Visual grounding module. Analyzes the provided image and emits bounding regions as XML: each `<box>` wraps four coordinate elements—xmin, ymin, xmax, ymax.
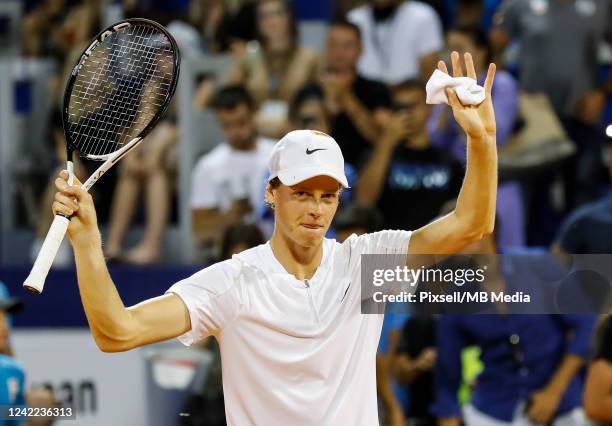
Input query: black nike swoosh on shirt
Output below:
<box><xmin>306</xmin><ymin>148</ymin><xmax>327</xmax><ymax>155</ymax></box>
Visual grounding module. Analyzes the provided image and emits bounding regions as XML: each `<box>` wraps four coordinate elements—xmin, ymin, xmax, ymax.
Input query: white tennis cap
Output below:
<box><xmin>268</xmin><ymin>130</ymin><xmax>349</xmax><ymax>188</ymax></box>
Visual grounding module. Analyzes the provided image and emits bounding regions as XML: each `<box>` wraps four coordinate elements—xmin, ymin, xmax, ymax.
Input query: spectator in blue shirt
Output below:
<box><xmin>432</xmin><ymin>232</ymin><xmax>597</xmax><ymax>425</ymax></box>
<box><xmin>0</xmin><ymin>283</ymin><xmax>26</xmax><ymax>425</ymax></box>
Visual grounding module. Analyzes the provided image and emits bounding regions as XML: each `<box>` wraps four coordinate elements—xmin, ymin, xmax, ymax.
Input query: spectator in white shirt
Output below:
<box><xmin>347</xmin><ymin>0</ymin><xmax>443</xmax><ymax>84</ymax></box>
<box><xmin>191</xmin><ymin>86</ymin><xmax>274</xmax><ymax>246</ymax></box>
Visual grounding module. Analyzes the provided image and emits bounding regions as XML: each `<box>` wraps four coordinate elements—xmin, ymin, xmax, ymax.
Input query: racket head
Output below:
<box><xmin>62</xmin><ymin>18</ymin><xmax>180</xmax><ymax>161</ymax></box>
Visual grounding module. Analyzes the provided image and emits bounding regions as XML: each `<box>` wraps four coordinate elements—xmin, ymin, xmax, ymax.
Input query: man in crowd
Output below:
<box><xmin>191</xmin><ymin>86</ymin><xmax>274</xmax><ymax>246</ymax></box>
<box><xmin>347</xmin><ymin>0</ymin><xmax>443</xmax><ymax>84</ymax></box>
<box><xmin>357</xmin><ymin>80</ymin><xmax>463</xmax><ymax>231</ymax></box>
<box><xmin>433</xmin><ymin>231</ymin><xmax>597</xmax><ymax>425</ymax></box>
<box><xmin>320</xmin><ymin>19</ymin><xmax>392</xmax><ymax>168</ymax></box>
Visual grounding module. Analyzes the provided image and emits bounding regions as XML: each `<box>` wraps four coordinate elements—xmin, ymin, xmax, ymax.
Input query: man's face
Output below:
<box><xmin>268</xmin><ymin>176</ymin><xmax>341</xmax><ymax>248</ymax></box>
<box><xmin>216</xmin><ymin>104</ymin><xmax>257</xmax><ymax>150</ymax></box>
<box><xmin>293</xmin><ymin>99</ymin><xmax>330</xmax><ymax>134</ymax></box>
<box><xmin>393</xmin><ymin>88</ymin><xmax>431</xmax><ymax>137</ymax></box>
<box><xmin>326</xmin><ymin>27</ymin><xmax>361</xmax><ymax>73</ymax></box>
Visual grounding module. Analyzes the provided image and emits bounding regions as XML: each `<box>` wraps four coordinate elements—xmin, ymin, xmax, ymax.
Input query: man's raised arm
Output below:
<box><xmin>409</xmin><ymin>52</ymin><xmax>497</xmax><ymax>255</ymax></box>
<box><xmin>53</xmin><ymin>171</ymin><xmax>191</xmax><ymax>352</ymax></box>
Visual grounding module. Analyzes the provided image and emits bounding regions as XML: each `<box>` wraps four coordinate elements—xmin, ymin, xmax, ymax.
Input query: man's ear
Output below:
<box><xmin>265</xmin><ymin>183</ymin><xmax>275</xmax><ymax>206</ymax></box>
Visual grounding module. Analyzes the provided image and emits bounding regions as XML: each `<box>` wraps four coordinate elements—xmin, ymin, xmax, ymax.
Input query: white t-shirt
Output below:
<box><xmin>348</xmin><ymin>2</ymin><xmax>443</xmax><ymax>84</ymax></box>
<box><xmin>190</xmin><ymin>137</ymin><xmax>275</xmax><ymax>214</ymax></box>
<box><xmin>166</xmin><ymin>230</ymin><xmax>412</xmax><ymax>426</ymax></box>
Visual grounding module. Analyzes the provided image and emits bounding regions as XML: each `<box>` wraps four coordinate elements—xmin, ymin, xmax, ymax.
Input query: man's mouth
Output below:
<box><xmin>301</xmin><ymin>223</ymin><xmax>323</xmax><ymax>229</ymax></box>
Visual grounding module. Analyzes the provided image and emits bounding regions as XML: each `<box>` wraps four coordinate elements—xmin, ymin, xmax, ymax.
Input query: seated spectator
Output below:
<box><xmin>392</xmin><ymin>315</ymin><xmax>437</xmax><ymax>426</ymax></box>
<box><xmin>347</xmin><ymin>0</ymin><xmax>443</xmax><ymax>84</ymax></box>
<box><xmin>288</xmin><ymin>84</ymin><xmax>332</xmax><ymax>134</ymax></box>
<box><xmin>22</xmin><ymin>0</ymin><xmax>100</xmax><ymax>59</ymax></box>
<box><xmin>220</xmin><ymin>222</ymin><xmax>265</xmax><ymax>260</ymax></box>
<box><xmin>428</xmin><ymin>24</ymin><xmax>525</xmax><ymax>249</ymax></box>
<box><xmin>225</xmin><ymin>0</ymin><xmax>319</xmax><ymax>138</ymax></box>
<box><xmin>0</xmin><ymin>283</ymin><xmax>26</xmax><ymax>409</ymax></box>
<box><xmin>552</xmin><ymin>138</ymin><xmax>612</xmax><ymax>255</ymax></box>
<box><xmin>332</xmin><ymin>203</ymin><xmax>383</xmax><ymax>242</ymax></box>
<box><xmin>584</xmin><ymin>314</ymin><xmax>612</xmax><ymax>423</ymax></box>
<box><xmin>357</xmin><ymin>80</ymin><xmax>463</xmax><ymax>231</ymax></box>
<box><xmin>191</xmin><ymin>86</ymin><xmax>274</xmax><ymax>246</ymax></box>
<box><xmin>492</xmin><ymin>0</ymin><xmax>611</xmax><ymax>213</ymax></box>
<box><xmin>104</xmin><ymin>120</ymin><xmax>178</xmax><ymax>264</ymax></box>
<box><xmin>433</xmin><ymin>231</ymin><xmax>597</xmax><ymax>426</ymax></box>
<box><xmin>288</xmin><ymin>84</ymin><xmax>358</xmax><ymax>203</ymax></box>
<box><xmin>320</xmin><ymin>19</ymin><xmax>391</xmax><ymax>168</ymax></box>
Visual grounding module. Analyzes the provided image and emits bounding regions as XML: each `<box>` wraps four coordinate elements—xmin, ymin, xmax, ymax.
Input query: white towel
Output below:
<box><xmin>425</xmin><ymin>69</ymin><xmax>486</xmax><ymax>106</ymax></box>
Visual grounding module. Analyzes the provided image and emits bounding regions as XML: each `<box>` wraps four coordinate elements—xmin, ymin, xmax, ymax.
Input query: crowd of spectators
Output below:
<box><xmin>12</xmin><ymin>0</ymin><xmax>612</xmax><ymax>424</ymax></box>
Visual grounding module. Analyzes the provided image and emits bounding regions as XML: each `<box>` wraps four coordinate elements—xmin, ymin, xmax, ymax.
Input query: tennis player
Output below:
<box><xmin>52</xmin><ymin>52</ymin><xmax>497</xmax><ymax>425</ymax></box>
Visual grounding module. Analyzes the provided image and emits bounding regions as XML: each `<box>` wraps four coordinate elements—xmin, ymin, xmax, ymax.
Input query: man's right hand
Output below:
<box><xmin>53</xmin><ymin>170</ymin><xmax>100</xmax><ymax>243</ymax></box>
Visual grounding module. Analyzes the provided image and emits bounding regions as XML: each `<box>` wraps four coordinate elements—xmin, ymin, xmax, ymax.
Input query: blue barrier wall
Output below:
<box><xmin>0</xmin><ymin>266</ymin><xmax>204</xmax><ymax>327</ymax></box>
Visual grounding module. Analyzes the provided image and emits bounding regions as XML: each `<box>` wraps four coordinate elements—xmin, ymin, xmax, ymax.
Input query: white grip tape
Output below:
<box><xmin>23</xmin><ymin>215</ymin><xmax>70</xmax><ymax>294</ymax></box>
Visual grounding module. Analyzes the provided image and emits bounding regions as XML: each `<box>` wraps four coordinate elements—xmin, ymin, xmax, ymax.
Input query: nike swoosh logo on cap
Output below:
<box><xmin>306</xmin><ymin>148</ymin><xmax>327</xmax><ymax>155</ymax></box>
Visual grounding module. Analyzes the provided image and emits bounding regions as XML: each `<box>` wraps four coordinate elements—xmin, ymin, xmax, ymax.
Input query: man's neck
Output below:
<box><xmin>269</xmin><ymin>231</ymin><xmax>324</xmax><ymax>280</ymax></box>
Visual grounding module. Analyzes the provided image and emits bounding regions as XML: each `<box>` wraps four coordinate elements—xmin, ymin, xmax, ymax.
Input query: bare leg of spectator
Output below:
<box><xmin>105</xmin><ymin>160</ymin><xmax>143</xmax><ymax>260</ymax></box>
<box><xmin>124</xmin><ymin>168</ymin><xmax>170</xmax><ymax>264</ymax></box>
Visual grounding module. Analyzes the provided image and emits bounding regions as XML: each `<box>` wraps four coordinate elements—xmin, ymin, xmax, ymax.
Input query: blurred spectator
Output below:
<box><xmin>185</xmin><ymin>0</ymin><xmax>255</xmax><ymax>54</ymax></box>
<box><xmin>552</xmin><ymin>138</ymin><xmax>612</xmax><ymax>255</ymax></box>
<box><xmin>377</xmin><ymin>310</ymin><xmax>410</xmax><ymax>426</ymax></box>
<box><xmin>433</xmin><ymin>233</ymin><xmax>597</xmax><ymax>426</ymax></box>
<box><xmin>392</xmin><ymin>315</ymin><xmax>437</xmax><ymax>426</ymax></box>
<box><xmin>288</xmin><ymin>84</ymin><xmax>331</xmax><ymax>134</ymax></box>
<box><xmin>332</xmin><ymin>203</ymin><xmax>383</xmax><ymax>242</ymax></box>
<box><xmin>320</xmin><ymin>19</ymin><xmax>391</xmax><ymax>168</ymax></box>
<box><xmin>492</xmin><ymin>0</ymin><xmax>611</xmax><ymax>122</ymax></box>
<box><xmin>428</xmin><ymin>24</ymin><xmax>525</xmax><ymax>249</ymax></box>
<box><xmin>226</xmin><ymin>0</ymin><xmax>319</xmax><ymax>138</ymax></box>
<box><xmin>104</xmin><ymin>121</ymin><xmax>178</xmax><ymax>264</ymax></box>
<box><xmin>191</xmin><ymin>86</ymin><xmax>274</xmax><ymax>246</ymax></box>
<box><xmin>584</xmin><ymin>314</ymin><xmax>612</xmax><ymax>423</ymax></box>
<box><xmin>0</xmin><ymin>283</ymin><xmax>26</xmax><ymax>415</ymax></box>
<box><xmin>287</xmin><ymin>84</ymin><xmax>359</xmax><ymax>203</ymax></box>
<box><xmin>220</xmin><ymin>222</ymin><xmax>265</xmax><ymax>260</ymax></box>
<box><xmin>357</xmin><ymin>80</ymin><xmax>463</xmax><ymax>231</ymax></box>
<box><xmin>347</xmin><ymin>0</ymin><xmax>443</xmax><ymax>84</ymax></box>
<box><xmin>22</xmin><ymin>0</ymin><xmax>100</xmax><ymax>59</ymax></box>
<box><xmin>492</xmin><ymin>0</ymin><xmax>611</xmax><ymax>213</ymax></box>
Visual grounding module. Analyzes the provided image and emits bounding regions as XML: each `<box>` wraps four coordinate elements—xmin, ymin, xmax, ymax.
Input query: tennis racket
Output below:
<box><xmin>24</xmin><ymin>18</ymin><xmax>180</xmax><ymax>294</ymax></box>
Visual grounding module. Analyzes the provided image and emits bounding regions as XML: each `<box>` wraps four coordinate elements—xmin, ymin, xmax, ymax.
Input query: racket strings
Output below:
<box><xmin>67</xmin><ymin>23</ymin><xmax>176</xmax><ymax>158</ymax></box>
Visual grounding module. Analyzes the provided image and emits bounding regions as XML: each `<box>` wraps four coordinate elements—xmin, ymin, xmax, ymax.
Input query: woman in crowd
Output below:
<box><xmin>225</xmin><ymin>0</ymin><xmax>319</xmax><ymax>138</ymax></box>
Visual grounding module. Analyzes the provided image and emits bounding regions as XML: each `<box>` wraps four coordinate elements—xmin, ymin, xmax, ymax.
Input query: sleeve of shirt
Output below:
<box><xmin>415</xmin><ymin>5</ymin><xmax>444</xmax><ymax>56</ymax></box>
<box><xmin>556</xmin><ymin>314</ymin><xmax>598</xmax><ymax>358</ymax></box>
<box><xmin>431</xmin><ymin>315</ymin><xmax>466</xmax><ymax>419</ymax></box>
<box><xmin>165</xmin><ymin>260</ymin><xmax>243</xmax><ymax>345</ymax></box>
<box><xmin>190</xmin><ymin>158</ymin><xmax>218</xmax><ymax>209</ymax></box>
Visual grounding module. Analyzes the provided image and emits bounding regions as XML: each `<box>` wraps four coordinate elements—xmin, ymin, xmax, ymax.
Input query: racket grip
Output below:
<box><xmin>23</xmin><ymin>215</ymin><xmax>70</xmax><ymax>294</ymax></box>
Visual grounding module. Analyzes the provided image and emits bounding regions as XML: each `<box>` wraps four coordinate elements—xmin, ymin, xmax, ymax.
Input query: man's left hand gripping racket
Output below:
<box><xmin>24</xmin><ymin>18</ymin><xmax>180</xmax><ymax>294</ymax></box>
